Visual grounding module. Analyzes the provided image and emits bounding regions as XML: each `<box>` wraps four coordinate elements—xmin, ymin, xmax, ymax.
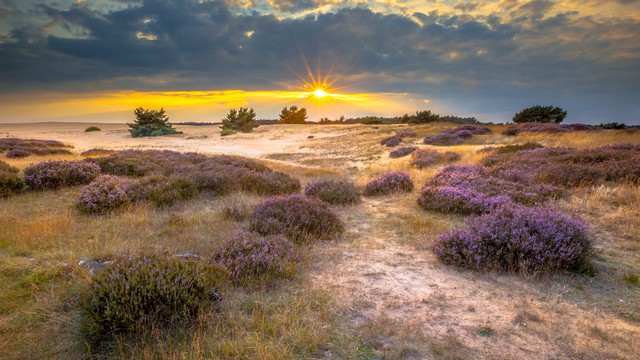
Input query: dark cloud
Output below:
<box><xmin>0</xmin><ymin>0</ymin><xmax>638</xmax><ymax>123</ymax></box>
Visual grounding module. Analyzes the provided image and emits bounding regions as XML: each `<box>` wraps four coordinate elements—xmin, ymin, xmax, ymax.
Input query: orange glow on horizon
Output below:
<box><xmin>0</xmin><ymin>88</ymin><xmax>423</xmax><ymax>123</ymax></box>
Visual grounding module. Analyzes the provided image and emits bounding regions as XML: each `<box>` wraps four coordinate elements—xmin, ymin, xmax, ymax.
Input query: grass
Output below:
<box><xmin>1</xmin><ymin>123</ymin><xmax>640</xmax><ymax>359</ymax></box>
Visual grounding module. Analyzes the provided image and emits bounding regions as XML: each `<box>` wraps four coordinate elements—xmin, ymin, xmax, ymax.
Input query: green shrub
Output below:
<box><xmin>0</xmin><ymin>160</ymin><xmax>25</xmax><ymax>197</ymax></box>
<box><xmin>220</xmin><ymin>128</ymin><xmax>237</xmax><ymax>136</ymax></box>
<box><xmin>221</xmin><ymin>107</ymin><xmax>259</xmax><ymax>133</ymax></box>
<box><xmin>127</xmin><ymin>107</ymin><xmax>181</xmax><ymax>138</ymax></box>
<box><xmin>84</xmin><ymin>255</ymin><xmax>224</xmax><ymax>337</ymax></box>
<box><xmin>85</xmin><ymin>126</ymin><xmax>101</xmax><ymax>132</ymax></box>
<box><xmin>512</xmin><ymin>105</ymin><xmax>567</xmax><ymax>123</ymax></box>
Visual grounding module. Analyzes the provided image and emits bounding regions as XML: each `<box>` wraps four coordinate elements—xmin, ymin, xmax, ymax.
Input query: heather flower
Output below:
<box><xmin>304</xmin><ymin>178</ymin><xmax>360</xmax><ymax>204</ymax></box>
<box><xmin>380</xmin><ymin>135</ymin><xmax>402</xmax><ymax>147</ymax></box>
<box><xmin>84</xmin><ymin>255</ymin><xmax>222</xmax><ymax>336</ymax></box>
<box><xmin>211</xmin><ymin>230</ymin><xmax>298</xmax><ymax>282</ymax></box>
<box><xmin>128</xmin><ymin>175</ymin><xmax>198</xmax><ymax>207</ymax></box>
<box><xmin>23</xmin><ymin>160</ymin><xmax>100</xmax><ymax>190</ymax></box>
<box><xmin>249</xmin><ymin>194</ymin><xmax>344</xmax><ymax>242</ymax></box>
<box><xmin>363</xmin><ymin>171</ymin><xmax>414</xmax><ymax>196</ymax></box>
<box><xmin>77</xmin><ymin>175</ymin><xmax>133</xmax><ymax>213</ymax></box>
<box><xmin>423</xmin><ymin>133</ymin><xmax>464</xmax><ymax>145</ymax></box>
<box><xmin>433</xmin><ymin>205</ymin><xmax>592</xmax><ymax>274</ymax></box>
<box><xmin>389</xmin><ymin>146</ymin><xmax>419</xmax><ymax>158</ymax></box>
<box><xmin>411</xmin><ymin>149</ymin><xmax>460</xmax><ymax>169</ymax></box>
<box><xmin>445</xmin><ymin>125</ymin><xmax>492</xmax><ymax>135</ymax></box>
<box><xmin>417</xmin><ymin>186</ymin><xmax>513</xmax><ymax>214</ymax></box>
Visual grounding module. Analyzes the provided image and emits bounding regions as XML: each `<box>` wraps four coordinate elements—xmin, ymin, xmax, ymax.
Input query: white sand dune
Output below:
<box><xmin>0</xmin><ymin>122</ymin><xmax>351</xmax><ymax>157</ymax></box>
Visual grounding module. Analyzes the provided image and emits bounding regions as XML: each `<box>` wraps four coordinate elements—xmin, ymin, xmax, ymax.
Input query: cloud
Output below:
<box><xmin>0</xmin><ymin>0</ymin><xmax>638</xmax><ymax>123</ymax></box>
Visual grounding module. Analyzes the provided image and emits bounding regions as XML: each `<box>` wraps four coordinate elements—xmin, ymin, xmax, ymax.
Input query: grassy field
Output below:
<box><xmin>1</xmin><ymin>123</ymin><xmax>639</xmax><ymax>359</ymax></box>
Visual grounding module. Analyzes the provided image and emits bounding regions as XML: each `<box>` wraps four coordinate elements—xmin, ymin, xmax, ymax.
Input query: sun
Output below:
<box><xmin>313</xmin><ymin>88</ymin><xmax>328</xmax><ymax>98</ymax></box>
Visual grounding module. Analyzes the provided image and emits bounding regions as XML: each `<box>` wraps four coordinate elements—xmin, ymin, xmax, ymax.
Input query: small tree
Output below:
<box><xmin>128</xmin><ymin>107</ymin><xmax>179</xmax><ymax>137</ymax></box>
<box><xmin>222</xmin><ymin>107</ymin><xmax>259</xmax><ymax>133</ymax></box>
<box><xmin>513</xmin><ymin>105</ymin><xmax>567</xmax><ymax>124</ymax></box>
<box><xmin>403</xmin><ymin>110</ymin><xmax>440</xmax><ymax>123</ymax></box>
<box><xmin>278</xmin><ymin>106</ymin><xmax>308</xmax><ymax>124</ymax></box>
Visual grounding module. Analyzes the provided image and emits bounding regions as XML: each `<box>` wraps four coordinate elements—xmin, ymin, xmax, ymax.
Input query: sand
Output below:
<box><xmin>0</xmin><ymin>122</ymin><xmax>354</xmax><ymax>157</ymax></box>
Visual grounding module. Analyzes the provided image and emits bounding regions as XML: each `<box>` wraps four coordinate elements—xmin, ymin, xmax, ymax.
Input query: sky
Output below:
<box><xmin>0</xmin><ymin>0</ymin><xmax>639</xmax><ymax>124</ymax></box>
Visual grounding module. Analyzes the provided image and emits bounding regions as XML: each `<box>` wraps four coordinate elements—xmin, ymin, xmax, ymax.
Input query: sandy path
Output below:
<box><xmin>311</xmin><ymin>198</ymin><xmax>639</xmax><ymax>358</ymax></box>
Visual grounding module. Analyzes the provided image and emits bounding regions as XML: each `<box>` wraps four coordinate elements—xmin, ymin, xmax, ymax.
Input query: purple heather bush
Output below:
<box><xmin>304</xmin><ymin>178</ymin><xmax>360</xmax><ymax>205</ymax></box>
<box><xmin>427</xmin><ymin>164</ymin><xmax>558</xmax><ymax>206</ymax></box>
<box><xmin>423</xmin><ymin>132</ymin><xmax>465</xmax><ymax>146</ymax></box>
<box><xmin>503</xmin><ymin>123</ymin><xmax>598</xmax><ymax>136</ymax></box>
<box><xmin>389</xmin><ymin>146</ymin><xmax>419</xmax><ymax>158</ymax></box>
<box><xmin>396</xmin><ymin>130</ymin><xmax>417</xmax><ymax>138</ymax></box>
<box><xmin>445</xmin><ymin>125</ymin><xmax>492</xmax><ymax>135</ymax></box>
<box><xmin>0</xmin><ymin>138</ymin><xmax>72</xmax><ymax>158</ymax></box>
<box><xmin>0</xmin><ymin>160</ymin><xmax>25</xmax><ymax>197</ymax></box>
<box><xmin>23</xmin><ymin>160</ymin><xmax>100</xmax><ymax>190</ymax></box>
<box><xmin>91</xmin><ymin>150</ymin><xmax>301</xmax><ymax>197</ymax></box>
<box><xmin>380</xmin><ymin>135</ymin><xmax>403</xmax><ymax>147</ymax></box>
<box><xmin>363</xmin><ymin>171</ymin><xmax>414</xmax><ymax>196</ymax></box>
<box><xmin>211</xmin><ymin>230</ymin><xmax>298</xmax><ymax>283</ymax></box>
<box><xmin>433</xmin><ymin>205</ymin><xmax>592</xmax><ymax>274</ymax></box>
<box><xmin>453</xmin><ymin>130</ymin><xmax>474</xmax><ymax>139</ymax></box>
<box><xmin>410</xmin><ymin>149</ymin><xmax>460</xmax><ymax>169</ymax></box>
<box><xmin>249</xmin><ymin>194</ymin><xmax>344</xmax><ymax>242</ymax></box>
<box><xmin>418</xmin><ymin>186</ymin><xmax>513</xmax><ymax>214</ymax></box>
<box><xmin>240</xmin><ymin>170</ymin><xmax>301</xmax><ymax>195</ymax></box>
<box><xmin>128</xmin><ymin>175</ymin><xmax>198</xmax><ymax>207</ymax></box>
<box><xmin>483</xmin><ymin>144</ymin><xmax>640</xmax><ymax>186</ymax></box>
<box><xmin>77</xmin><ymin>175</ymin><xmax>133</xmax><ymax>213</ymax></box>
<box><xmin>84</xmin><ymin>255</ymin><xmax>222</xmax><ymax>336</ymax></box>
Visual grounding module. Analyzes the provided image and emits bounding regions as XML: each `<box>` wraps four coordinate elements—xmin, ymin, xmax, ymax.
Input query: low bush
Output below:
<box><xmin>77</xmin><ymin>175</ymin><xmax>133</xmax><ymax>213</ymax></box>
<box><xmin>84</xmin><ymin>255</ymin><xmax>222</xmax><ymax>337</ymax></box>
<box><xmin>433</xmin><ymin>205</ymin><xmax>592</xmax><ymax>274</ymax></box>
<box><xmin>363</xmin><ymin>171</ymin><xmax>414</xmax><ymax>196</ymax></box>
<box><xmin>483</xmin><ymin>144</ymin><xmax>640</xmax><ymax>186</ymax></box>
<box><xmin>444</xmin><ymin>125</ymin><xmax>492</xmax><ymax>135</ymax></box>
<box><xmin>304</xmin><ymin>179</ymin><xmax>360</xmax><ymax>205</ymax></box>
<box><xmin>380</xmin><ymin>136</ymin><xmax>402</xmax><ymax>147</ymax></box>
<box><xmin>220</xmin><ymin>129</ymin><xmax>237</xmax><ymax>136</ymax></box>
<box><xmin>494</xmin><ymin>142</ymin><xmax>544</xmax><ymax>154</ymax></box>
<box><xmin>240</xmin><ymin>171</ymin><xmax>301</xmax><ymax>196</ymax></box>
<box><xmin>410</xmin><ymin>149</ymin><xmax>460</xmax><ymax>169</ymax></box>
<box><xmin>5</xmin><ymin>147</ymin><xmax>31</xmax><ymax>158</ymax></box>
<box><xmin>128</xmin><ymin>176</ymin><xmax>198</xmax><ymax>207</ymax></box>
<box><xmin>211</xmin><ymin>230</ymin><xmax>298</xmax><ymax>283</ymax></box>
<box><xmin>396</xmin><ymin>130</ymin><xmax>417</xmax><ymax>138</ymax></box>
<box><xmin>423</xmin><ymin>133</ymin><xmax>464</xmax><ymax>146</ymax></box>
<box><xmin>503</xmin><ymin>123</ymin><xmax>598</xmax><ymax>135</ymax></box>
<box><xmin>389</xmin><ymin>146</ymin><xmax>419</xmax><ymax>158</ymax></box>
<box><xmin>0</xmin><ymin>138</ymin><xmax>72</xmax><ymax>158</ymax></box>
<box><xmin>417</xmin><ymin>186</ymin><xmax>513</xmax><ymax>214</ymax></box>
<box><xmin>0</xmin><ymin>160</ymin><xmax>25</xmax><ymax>197</ymax></box>
<box><xmin>249</xmin><ymin>194</ymin><xmax>344</xmax><ymax>242</ymax></box>
<box><xmin>23</xmin><ymin>160</ymin><xmax>100</xmax><ymax>190</ymax></box>
<box><xmin>427</xmin><ymin>164</ymin><xmax>558</xmax><ymax>205</ymax></box>
<box><xmin>85</xmin><ymin>126</ymin><xmax>101</xmax><ymax>132</ymax></box>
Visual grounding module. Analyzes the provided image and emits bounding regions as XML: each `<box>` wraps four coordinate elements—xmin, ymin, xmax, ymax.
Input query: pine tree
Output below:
<box><xmin>221</xmin><ymin>107</ymin><xmax>259</xmax><ymax>133</ymax></box>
